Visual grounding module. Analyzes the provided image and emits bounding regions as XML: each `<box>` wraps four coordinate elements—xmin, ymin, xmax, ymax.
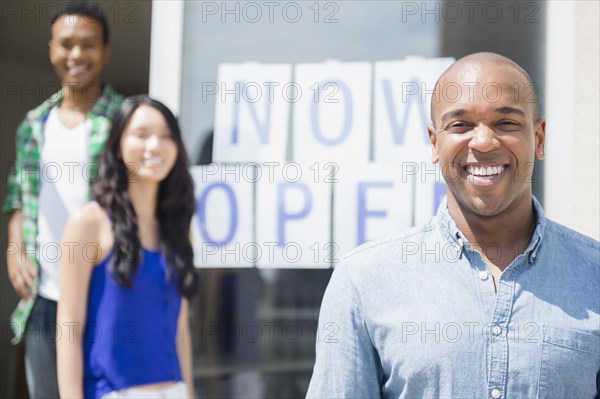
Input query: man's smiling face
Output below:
<box><xmin>428</xmin><ymin>61</ymin><xmax>546</xmax><ymax>218</ymax></box>
<box><xmin>49</xmin><ymin>14</ymin><xmax>110</xmax><ymax>91</ymax></box>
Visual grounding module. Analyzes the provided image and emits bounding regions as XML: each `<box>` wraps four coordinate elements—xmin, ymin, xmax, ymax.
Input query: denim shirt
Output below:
<box><xmin>307</xmin><ymin>196</ymin><xmax>600</xmax><ymax>399</ymax></box>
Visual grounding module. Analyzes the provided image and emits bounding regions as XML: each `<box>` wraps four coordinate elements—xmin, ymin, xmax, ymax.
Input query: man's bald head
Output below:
<box><xmin>431</xmin><ymin>52</ymin><xmax>540</xmax><ymax>125</ymax></box>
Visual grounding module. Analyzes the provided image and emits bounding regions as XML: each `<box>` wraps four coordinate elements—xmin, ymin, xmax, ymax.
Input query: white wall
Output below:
<box><xmin>572</xmin><ymin>1</ymin><xmax>600</xmax><ymax>240</ymax></box>
<box><xmin>545</xmin><ymin>1</ymin><xmax>599</xmax><ymax>240</ymax></box>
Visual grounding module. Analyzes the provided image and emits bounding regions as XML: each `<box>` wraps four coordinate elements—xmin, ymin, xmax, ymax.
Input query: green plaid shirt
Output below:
<box><xmin>3</xmin><ymin>84</ymin><xmax>123</xmax><ymax>344</ymax></box>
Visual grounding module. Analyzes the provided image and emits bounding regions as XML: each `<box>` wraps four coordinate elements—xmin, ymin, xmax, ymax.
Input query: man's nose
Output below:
<box><xmin>468</xmin><ymin>124</ymin><xmax>499</xmax><ymax>153</ymax></box>
<box><xmin>70</xmin><ymin>45</ymin><xmax>83</xmax><ymax>59</ymax></box>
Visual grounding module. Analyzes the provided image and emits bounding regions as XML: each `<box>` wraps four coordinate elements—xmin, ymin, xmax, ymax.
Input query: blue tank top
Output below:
<box><xmin>83</xmin><ymin>249</ymin><xmax>183</xmax><ymax>399</ymax></box>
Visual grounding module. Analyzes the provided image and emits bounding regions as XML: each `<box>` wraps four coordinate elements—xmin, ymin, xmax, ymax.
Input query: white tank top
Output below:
<box><xmin>37</xmin><ymin>106</ymin><xmax>92</xmax><ymax>301</ymax></box>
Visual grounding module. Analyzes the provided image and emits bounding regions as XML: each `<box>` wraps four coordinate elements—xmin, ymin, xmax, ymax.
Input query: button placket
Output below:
<box><xmin>486</xmin><ymin>259</ymin><xmax>520</xmax><ymax>399</ymax></box>
<box><xmin>473</xmin><ymin>252</ymin><xmax>496</xmax><ymax>317</ymax></box>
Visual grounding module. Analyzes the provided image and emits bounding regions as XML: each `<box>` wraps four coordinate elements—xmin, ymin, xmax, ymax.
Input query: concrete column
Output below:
<box><xmin>545</xmin><ymin>1</ymin><xmax>599</xmax><ymax>239</ymax></box>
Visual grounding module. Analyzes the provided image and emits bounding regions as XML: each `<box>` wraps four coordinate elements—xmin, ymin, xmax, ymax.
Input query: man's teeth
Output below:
<box><xmin>69</xmin><ymin>66</ymin><xmax>87</xmax><ymax>74</ymax></box>
<box><xmin>466</xmin><ymin>165</ymin><xmax>505</xmax><ymax>176</ymax></box>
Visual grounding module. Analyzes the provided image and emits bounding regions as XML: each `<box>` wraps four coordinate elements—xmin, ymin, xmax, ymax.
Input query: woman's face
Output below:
<box><xmin>120</xmin><ymin>104</ymin><xmax>179</xmax><ymax>184</ymax></box>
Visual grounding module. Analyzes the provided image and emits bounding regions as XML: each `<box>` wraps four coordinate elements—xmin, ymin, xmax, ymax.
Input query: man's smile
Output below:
<box><xmin>464</xmin><ymin>164</ymin><xmax>507</xmax><ymax>186</ymax></box>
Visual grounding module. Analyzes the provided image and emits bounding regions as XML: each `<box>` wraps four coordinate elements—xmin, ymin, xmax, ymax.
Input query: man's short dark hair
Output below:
<box><xmin>50</xmin><ymin>1</ymin><xmax>110</xmax><ymax>43</ymax></box>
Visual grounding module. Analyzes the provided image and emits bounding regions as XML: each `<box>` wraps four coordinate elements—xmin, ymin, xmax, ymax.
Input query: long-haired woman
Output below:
<box><xmin>57</xmin><ymin>95</ymin><xmax>198</xmax><ymax>399</ymax></box>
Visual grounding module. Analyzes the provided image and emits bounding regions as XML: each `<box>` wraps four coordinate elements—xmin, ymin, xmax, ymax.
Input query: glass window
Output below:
<box><xmin>179</xmin><ymin>1</ymin><xmax>545</xmax><ymax>396</ymax></box>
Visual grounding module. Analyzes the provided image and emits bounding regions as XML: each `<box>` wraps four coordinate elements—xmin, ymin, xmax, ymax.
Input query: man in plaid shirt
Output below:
<box><xmin>3</xmin><ymin>2</ymin><xmax>123</xmax><ymax>397</ymax></box>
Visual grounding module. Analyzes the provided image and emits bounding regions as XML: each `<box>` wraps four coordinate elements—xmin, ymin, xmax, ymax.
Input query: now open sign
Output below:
<box><xmin>193</xmin><ymin>57</ymin><xmax>453</xmax><ymax>268</ymax></box>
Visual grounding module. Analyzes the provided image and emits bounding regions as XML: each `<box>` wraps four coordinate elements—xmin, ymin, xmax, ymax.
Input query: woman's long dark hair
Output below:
<box><xmin>94</xmin><ymin>95</ymin><xmax>198</xmax><ymax>298</ymax></box>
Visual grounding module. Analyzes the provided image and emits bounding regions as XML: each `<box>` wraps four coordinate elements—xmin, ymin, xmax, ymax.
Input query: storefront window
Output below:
<box><xmin>179</xmin><ymin>1</ymin><xmax>545</xmax><ymax>396</ymax></box>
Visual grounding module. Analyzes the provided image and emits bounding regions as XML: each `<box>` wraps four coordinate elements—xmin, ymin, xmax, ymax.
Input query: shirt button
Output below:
<box><xmin>478</xmin><ymin>271</ymin><xmax>489</xmax><ymax>281</ymax></box>
<box><xmin>491</xmin><ymin>388</ymin><xmax>502</xmax><ymax>398</ymax></box>
<box><xmin>492</xmin><ymin>325</ymin><xmax>502</xmax><ymax>335</ymax></box>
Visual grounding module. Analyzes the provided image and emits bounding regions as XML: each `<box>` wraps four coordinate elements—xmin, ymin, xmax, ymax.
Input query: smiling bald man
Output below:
<box><xmin>307</xmin><ymin>52</ymin><xmax>599</xmax><ymax>399</ymax></box>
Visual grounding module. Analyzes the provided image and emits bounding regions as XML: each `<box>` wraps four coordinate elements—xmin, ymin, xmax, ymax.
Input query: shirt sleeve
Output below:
<box><xmin>306</xmin><ymin>261</ymin><xmax>383</xmax><ymax>398</ymax></box>
<box><xmin>2</xmin><ymin>118</ymin><xmax>28</xmax><ymax>214</ymax></box>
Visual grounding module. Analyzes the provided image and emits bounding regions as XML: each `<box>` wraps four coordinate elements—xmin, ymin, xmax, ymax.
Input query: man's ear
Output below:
<box><xmin>534</xmin><ymin>117</ymin><xmax>546</xmax><ymax>160</ymax></box>
<box><xmin>49</xmin><ymin>40</ymin><xmax>55</xmax><ymax>63</ymax></box>
<box><xmin>428</xmin><ymin>124</ymin><xmax>439</xmax><ymax>164</ymax></box>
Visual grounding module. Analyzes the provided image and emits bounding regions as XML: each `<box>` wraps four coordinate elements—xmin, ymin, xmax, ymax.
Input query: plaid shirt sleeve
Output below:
<box><xmin>2</xmin><ymin>117</ymin><xmax>30</xmax><ymax>214</ymax></box>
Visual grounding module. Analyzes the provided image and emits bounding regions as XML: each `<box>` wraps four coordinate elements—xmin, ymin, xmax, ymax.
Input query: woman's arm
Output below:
<box><xmin>177</xmin><ymin>298</ymin><xmax>195</xmax><ymax>398</ymax></box>
<box><xmin>56</xmin><ymin>204</ymin><xmax>104</xmax><ymax>398</ymax></box>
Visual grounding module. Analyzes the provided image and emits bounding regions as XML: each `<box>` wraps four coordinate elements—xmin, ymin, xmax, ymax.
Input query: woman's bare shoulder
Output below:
<box><xmin>65</xmin><ymin>202</ymin><xmax>114</xmax><ymax>261</ymax></box>
<box><xmin>68</xmin><ymin>202</ymin><xmax>109</xmax><ymax>229</ymax></box>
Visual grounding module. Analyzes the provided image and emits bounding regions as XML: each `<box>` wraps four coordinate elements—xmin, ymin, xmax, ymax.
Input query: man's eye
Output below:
<box><xmin>446</xmin><ymin>122</ymin><xmax>471</xmax><ymax>133</ymax></box>
<box><xmin>496</xmin><ymin>121</ymin><xmax>520</xmax><ymax>130</ymax></box>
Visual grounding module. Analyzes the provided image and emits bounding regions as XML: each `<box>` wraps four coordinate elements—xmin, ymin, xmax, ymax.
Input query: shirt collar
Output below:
<box><xmin>435</xmin><ymin>195</ymin><xmax>546</xmax><ymax>263</ymax></box>
<box><xmin>39</xmin><ymin>83</ymin><xmax>117</xmax><ymax>120</ymax></box>
<box><xmin>89</xmin><ymin>84</ymin><xmax>120</xmax><ymax>117</ymax></box>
